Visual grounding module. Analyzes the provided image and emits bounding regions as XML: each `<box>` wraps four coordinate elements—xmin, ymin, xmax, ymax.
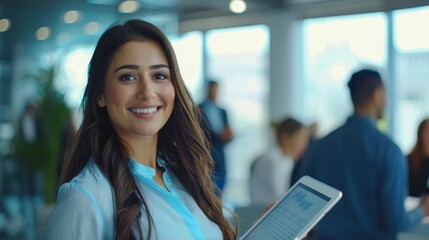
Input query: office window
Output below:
<box><xmin>206</xmin><ymin>25</ymin><xmax>270</xmax><ymax>205</ymax></box>
<box><xmin>58</xmin><ymin>46</ymin><xmax>94</xmax><ymax>109</ymax></box>
<box><xmin>170</xmin><ymin>31</ymin><xmax>204</xmax><ymax>102</ymax></box>
<box><xmin>302</xmin><ymin>13</ymin><xmax>387</xmax><ymax>137</ymax></box>
<box><xmin>393</xmin><ymin>6</ymin><xmax>429</xmax><ymax>153</ymax></box>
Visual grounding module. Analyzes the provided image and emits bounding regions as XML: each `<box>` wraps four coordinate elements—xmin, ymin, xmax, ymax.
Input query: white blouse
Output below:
<box><xmin>46</xmin><ymin>158</ymin><xmax>223</xmax><ymax>240</ymax></box>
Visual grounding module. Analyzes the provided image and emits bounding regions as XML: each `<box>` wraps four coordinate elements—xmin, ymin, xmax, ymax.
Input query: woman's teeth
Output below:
<box><xmin>131</xmin><ymin>107</ymin><xmax>157</xmax><ymax>114</ymax></box>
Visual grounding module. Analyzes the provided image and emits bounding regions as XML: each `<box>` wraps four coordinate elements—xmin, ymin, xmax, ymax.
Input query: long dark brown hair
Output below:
<box><xmin>61</xmin><ymin>19</ymin><xmax>237</xmax><ymax>240</ymax></box>
<box><xmin>408</xmin><ymin>118</ymin><xmax>429</xmax><ymax>175</ymax></box>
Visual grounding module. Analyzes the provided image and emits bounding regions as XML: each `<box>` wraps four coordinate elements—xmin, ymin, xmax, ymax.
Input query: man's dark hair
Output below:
<box><xmin>208</xmin><ymin>80</ymin><xmax>218</xmax><ymax>87</ymax></box>
<box><xmin>208</xmin><ymin>80</ymin><xmax>218</xmax><ymax>85</ymax></box>
<box><xmin>347</xmin><ymin>69</ymin><xmax>384</xmax><ymax>107</ymax></box>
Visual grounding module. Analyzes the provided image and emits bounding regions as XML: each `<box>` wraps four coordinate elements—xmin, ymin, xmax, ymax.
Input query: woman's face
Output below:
<box><xmin>280</xmin><ymin>128</ymin><xmax>309</xmax><ymax>159</ymax></box>
<box><xmin>292</xmin><ymin>128</ymin><xmax>310</xmax><ymax>159</ymax></box>
<box><xmin>97</xmin><ymin>40</ymin><xmax>175</xmax><ymax>142</ymax></box>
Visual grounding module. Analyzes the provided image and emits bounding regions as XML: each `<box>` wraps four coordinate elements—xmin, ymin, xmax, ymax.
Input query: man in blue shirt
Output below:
<box><xmin>298</xmin><ymin>69</ymin><xmax>429</xmax><ymax>239</ymax></box>
<box><xmin>199</xmin><ymin>80</ymin><xmax>233</xmax><ymax>194</ymax></box>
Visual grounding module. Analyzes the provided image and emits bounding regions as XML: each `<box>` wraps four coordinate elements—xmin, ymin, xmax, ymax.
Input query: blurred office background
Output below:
<box><xmin>1</xmin><ymin>0</ymin><xmax>429</xmax><ymax>239</ymax></box>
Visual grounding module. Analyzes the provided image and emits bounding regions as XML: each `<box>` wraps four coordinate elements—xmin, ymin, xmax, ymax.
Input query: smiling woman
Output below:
<box><xmin>45</xmin><ymin>19</ymin><xmax>237</xmax><ymax>240</ymax></box>
<box><xmin>97</xmin><ymin>40</ymin><xmax>176</xmax><ymax>145</ymax></box>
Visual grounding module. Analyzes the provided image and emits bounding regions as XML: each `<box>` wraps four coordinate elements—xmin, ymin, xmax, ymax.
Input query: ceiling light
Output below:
<box><xmin>64</xmin><ymin>10</ymin><xmax>82</xmax><ymax>24</ymax></box>
<box><xmin>36</xmin><ymin>27</ymin><xmax>51</xmax><ymax>41</ymax></box>
<box><xmin>0</xmin><ymin>19</ymin><xmax>11</xmax><ymax>32</ymax></box>
<box><xmin>229</xmin><ymin>0</ymin><xmax>247</xmax><ymax>14</ymax></box>
<box><xmin>85</xmin><ymin>22</ymin><xmax>100</xmax><ymax>35</ymax></box>
<box><xmin>118</xmin><ymin>0</ymin><xmax>140</xmax><ymax>13</ymax></box>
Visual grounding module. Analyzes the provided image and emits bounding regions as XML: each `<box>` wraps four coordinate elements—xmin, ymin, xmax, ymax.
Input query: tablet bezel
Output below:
<box><xmin>241</xmin><ymin>175</ymin><xmax>342</xmax><ymax>240</ymax></box>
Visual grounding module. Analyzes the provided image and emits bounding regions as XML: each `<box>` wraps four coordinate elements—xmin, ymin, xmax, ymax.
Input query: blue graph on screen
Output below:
<box><xmin>292</xmin><ymin>192</ymin><xmax>313</xmax><ymax>211</ymax></box>
<box><xmin>242</xmin><ymin>183</ymin><xmax>331</xmax><ymax>240</ymax></box>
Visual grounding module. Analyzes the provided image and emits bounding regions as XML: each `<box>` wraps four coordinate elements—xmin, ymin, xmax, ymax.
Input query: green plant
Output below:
<box><xmin>14</xmin><ymin>65</ymin><xmax>71</xmax><ymax>203</ymax></box>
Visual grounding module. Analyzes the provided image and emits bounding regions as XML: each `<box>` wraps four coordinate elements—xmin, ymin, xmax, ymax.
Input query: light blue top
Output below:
<box><xmin>46</xmin><ymin>158</ymin><xmax>223</xmax><ymax>240</ymax></box>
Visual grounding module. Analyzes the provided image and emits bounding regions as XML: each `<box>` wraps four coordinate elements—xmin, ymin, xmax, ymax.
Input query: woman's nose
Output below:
<box><xmin>136</xmin><ymin>79</ymin><xmax>156</xmax><ymax>101</ymax></box>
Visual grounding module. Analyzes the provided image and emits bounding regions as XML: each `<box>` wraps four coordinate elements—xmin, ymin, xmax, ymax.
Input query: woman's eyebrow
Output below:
<box><xmin>113</xmin><ymin>64</ymin><xmax>169</xmax><ymax>73</ymax></box>
<box><xmin>114</xmin><ymin>64</ymin><xmax>139</xmax><ymax>73</ymax></box>
<box><xmin>150</xmin><ymin>64</ymin><xmax>169</xmax><ymax>70</ymax></box>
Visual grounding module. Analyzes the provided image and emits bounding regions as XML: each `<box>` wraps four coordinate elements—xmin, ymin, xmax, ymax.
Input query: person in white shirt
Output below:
<box><xmin>46</xmin><ymin>19</ymin><xmax>237</xmax><ymax>240</ymax></box>
<box><xmin>249</xmin><ymin>117</ymin><xmax>309</xmax><ymax>205</ymax></box>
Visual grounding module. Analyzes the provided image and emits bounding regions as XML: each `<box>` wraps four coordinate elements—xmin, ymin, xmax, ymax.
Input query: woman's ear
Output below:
<box><xmin>97</xmin><ymin>96</ymin><xmax>106</xmax><ymax>107</ymax></box>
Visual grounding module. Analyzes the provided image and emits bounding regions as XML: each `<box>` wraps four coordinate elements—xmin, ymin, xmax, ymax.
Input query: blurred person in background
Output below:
<box><xmin>46</xmin><ymin>19</ymin><xmax>237</xmax><ymax>240</ymax></box>
<box><xmin>199</xmin><ymin>80</ymin><xmax>234</xmax><ymax>195</ymax></box>
<box><xmin>249</xmin><ymin>117</ymin><xmax>309</xmax><ymax>205</ymax></box>
<box><xmin>291</xmin><ymin>121</ymin><xmax>320</xmax><ymax>186</ymax></box>
<box><xmin>408</xmin><ymin>118</ymin><xmax>429</xmax><ymax>197</ymax></box>
<box><xmin>17</xmin><ymin>101</ymin><xmax>44</xmax><ymax>144</ymax></box>
<box><xmin>297</xmin><ymin>68</ymin><xmax>429</xmax><ymax>240</ymax></box>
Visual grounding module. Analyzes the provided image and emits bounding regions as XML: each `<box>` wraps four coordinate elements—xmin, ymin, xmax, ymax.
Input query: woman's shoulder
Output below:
<box><xmin>47</xmin><ymin>161</ymin><xmax>115</xmax><ymax>240</ymax></box>
<box><xmin>58</xmin><ymin>160</ymin><xmax>113</xmax><ymax>204</ymax></box>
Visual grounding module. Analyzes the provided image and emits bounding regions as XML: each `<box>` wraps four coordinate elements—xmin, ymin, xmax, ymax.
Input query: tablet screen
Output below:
<box><xmin>243</xmin><ymin>183</ymin><xmax>331</xmax><ymax>240</ymax></box>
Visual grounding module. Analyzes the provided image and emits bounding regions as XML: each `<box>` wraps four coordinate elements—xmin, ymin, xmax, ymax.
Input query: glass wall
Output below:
<box><xmin>302</xmin><ymin>5</ymin><xmax>429</xmax><ymax>154</ymax></box>
<box><xmin>393</xmin><ymin>5</ymin><xmax>429</xmax><ymax>153</ymax></box>
<box><xmin>302</xmin><ymin>13</ymin><xmax>387</xmax><ymax>137</ymax></box>
<box><xmin>170</xmin><ymin>31</ymin><xmax>204</xmax><ymax>102</ymax></box>
<box><xmin>206</xmin><ymin>25</ymin><xmax>270</xmax><ymax>205</ymax></box>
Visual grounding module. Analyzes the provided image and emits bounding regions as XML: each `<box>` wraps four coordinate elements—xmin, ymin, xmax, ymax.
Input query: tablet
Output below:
<box><xmin>241</xmin><ymin>175</ymin><xmax>342</xmax><ymax>240</ymax></box>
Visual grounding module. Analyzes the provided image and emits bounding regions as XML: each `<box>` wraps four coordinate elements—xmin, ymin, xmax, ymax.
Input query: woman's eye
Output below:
<box><xmin>119</xmin><ymin>74</ymin><xmax>137</xmax><ymax>81</ymax></box>
<box><xmin>154</xmin><ymin>73</ymin><xmax>168</xmax><ymax>80</ymax></box>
